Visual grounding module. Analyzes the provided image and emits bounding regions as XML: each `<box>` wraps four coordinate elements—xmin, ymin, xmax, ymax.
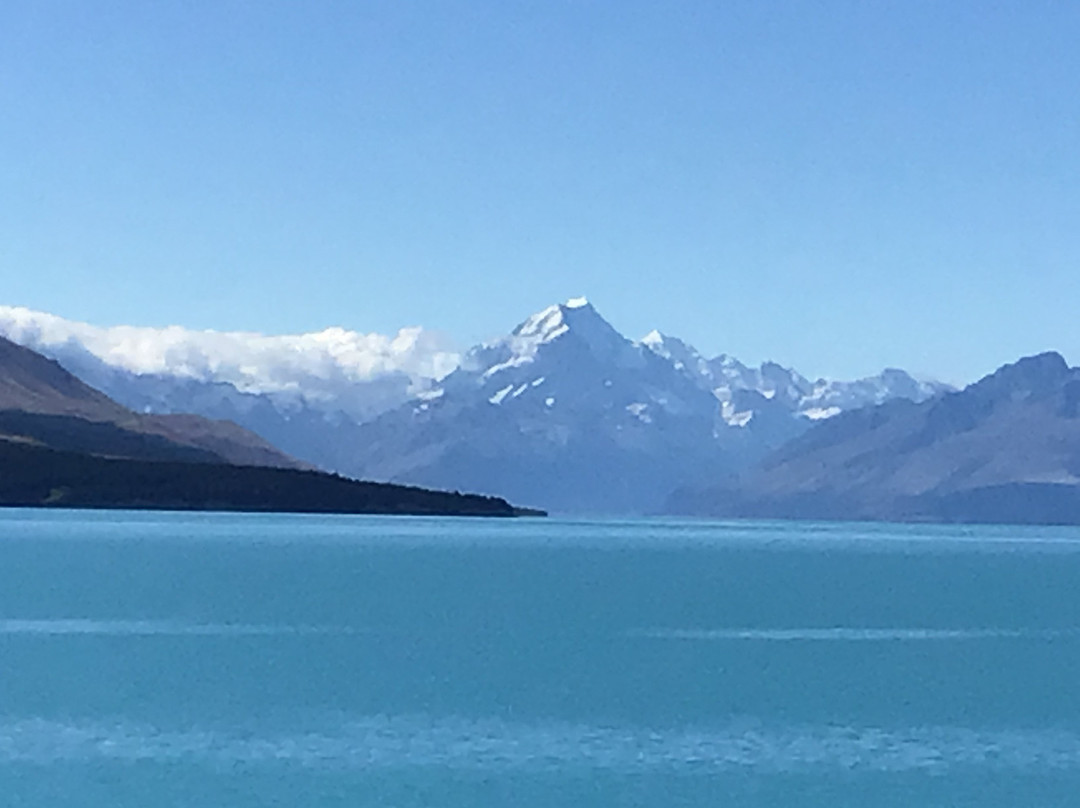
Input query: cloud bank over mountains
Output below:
<box><xmin>0</xmin><ymin>306</ymin><xmax>459</xmax><ymax>404</ymax></box>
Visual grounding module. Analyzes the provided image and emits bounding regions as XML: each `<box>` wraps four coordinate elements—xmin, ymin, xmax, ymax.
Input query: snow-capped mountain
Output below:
<box><xmin>799</xmin><ymin>369</ymin><xmax>952</xmax><ymax>419</ymax></box>
<box><xmin>666</xmin><ymin>352</ymin><xmax>1080</xmax><ymax>524</ymax></box>
<box><xmin>641</xmin><ymin>330</ymin><xmax>949</xmax><ymax>426</ymax></box>
<box><xmin>343</xmin><ymin>298</ymin><xmax>751</xmax><ymax>513</ymax></box>
<box><xmin>342</xmin><ymin>299</ymin><xmax>952</xmax><ymax>513</ymax></box>
<box><xmin>0</xmin><ymin>299</ymin><xmax>952</xmax><ymax>512</ymax></box>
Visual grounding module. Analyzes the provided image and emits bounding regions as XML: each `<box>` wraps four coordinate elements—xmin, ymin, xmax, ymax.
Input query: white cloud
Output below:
<box><xmin>0</xmin><ymin>305</ymin><xmax>461</xmax><ymax>396</ymax></box>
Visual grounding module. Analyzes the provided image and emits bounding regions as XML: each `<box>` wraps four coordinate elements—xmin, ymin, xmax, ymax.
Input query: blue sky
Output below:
<box><xmin>2</xmin><ymin>1</ymin><xmax>1078</xmax><ymax>383</ymax></box>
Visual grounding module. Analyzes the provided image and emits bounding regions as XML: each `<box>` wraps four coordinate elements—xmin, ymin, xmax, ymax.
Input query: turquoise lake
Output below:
<box><xmin>2</xmin><ymin>509</ymin><xmax>1080</xmax><ymax>806</ymax></box>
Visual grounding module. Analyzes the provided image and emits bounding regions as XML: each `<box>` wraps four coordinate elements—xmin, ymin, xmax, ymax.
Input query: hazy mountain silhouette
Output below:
<box><xmin>0</xmin><ymin>336</ymin><xmax>538</xmax><ymax>517</ymax></box>
<box><xmin>667</xmin><ymin>352</ymin><xmax>1080</xmax><ymax>524</ymax></box>
<box><xmin>0</xmin><ymin>335</ymin><xmax>300</xmax><ymax>468</ymax></box>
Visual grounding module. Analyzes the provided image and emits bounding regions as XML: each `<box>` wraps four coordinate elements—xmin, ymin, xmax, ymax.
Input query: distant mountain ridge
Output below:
<box><xmin>0</xmin><ymin>335</ymin><xmax>537</xmax><ymax>517</ymax></box>
<box><xmin>0</xmin><ymin>336</ymin><xmax>299</xmax><ymax>468</ymax></box>
<box><xmin>640</xmin><ymin>330</ymin><xmax>949</xmax><ymax>425</ymax></box>
<box><xmin>1</xmin><ymin>300</ymin><xmax>952</xmax><ymax>513</ymax></box>
<box><xmin>667</xmin><ymin>352</ymin><xmax>1080</xmax><ymax>525</ymax></box>
<box><xmin>343</xmin><ymin>299</ymin><xmax>951</xmax><ymax>513</ymax></box>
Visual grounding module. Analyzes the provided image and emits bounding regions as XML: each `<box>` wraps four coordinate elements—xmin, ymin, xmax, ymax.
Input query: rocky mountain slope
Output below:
<box><xmin>667</xmin><ymin>352</ymin><xmax>1080</xmax><ymax>524</ymax></box>
<box><xmin>0</xmin><ymin>336</ymin><xmax>299</xmax><ymax>468</ymax></box>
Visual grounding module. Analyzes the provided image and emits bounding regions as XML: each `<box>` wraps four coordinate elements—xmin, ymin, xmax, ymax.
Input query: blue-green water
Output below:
<box><xmin>3</xmin><ymin>510</ymin><xmax>1080</xmax><ymax>806</ymax></box>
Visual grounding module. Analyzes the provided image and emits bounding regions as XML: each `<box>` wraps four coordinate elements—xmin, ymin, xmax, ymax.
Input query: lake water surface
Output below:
<box><xmin>2</xmin><ymin>509</ymin><xmax>1080</xmax><ymax>806</ymax></box>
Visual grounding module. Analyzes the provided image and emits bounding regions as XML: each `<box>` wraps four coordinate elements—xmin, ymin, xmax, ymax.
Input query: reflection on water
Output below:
<box><xmin>4</xmin><ymin>714</ymin><xmax>1080</xmax><ymax>774</ymax></box>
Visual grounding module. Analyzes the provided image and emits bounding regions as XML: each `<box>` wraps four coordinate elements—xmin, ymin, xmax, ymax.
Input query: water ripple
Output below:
<box><xmin>0</xmin><ymin>619</ymin><xmax>355</xmax><ymax>636</ymax></box>
<box><xmin>2</xmin><ymin>716</ymin><xmax>1079</xmax><ymax>773</ymax></box>
<box><xmin>630</xmin><ymin>627</ymin><xmax>1077</xmax><ymax>641</ymax></box>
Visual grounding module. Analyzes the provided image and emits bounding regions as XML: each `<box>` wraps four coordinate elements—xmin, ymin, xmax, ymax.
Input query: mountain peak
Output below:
<box><xmin>973</xmin><ymin>352</ymin><xmax>1072</xmax><ymax>399</ymax></box>
<box><xmin>510</xmin><ymin>297</ymin><xmax>621</xmax><ymax>348</ymax></box>
<box><xmin>1010</xmin><ymin>351</ymin><xmax>1068</xmax><ymax>375</ymax></box>
<box><xmin>639</xmin><ymin>329</ymin><xmax>696</xmax><ymax>353</ymax></box>
<box><xmin>641</xmin><ymin>329</ymin><xmax>665</xmax><ymax>347</ymax></box>
<box><xmin>640</xmin><ymin>331</ymin><xmax>703</xmax><ymax>372</ymax></box>
<box><xmin>460</xmin><ymin>298</ymin><xmax>643</xmax><ymax>385</ymax></box>
<box><xmin>513</xmin><ymin>304</ymin><xmax>571</xmax><ymax>344</ymax></box>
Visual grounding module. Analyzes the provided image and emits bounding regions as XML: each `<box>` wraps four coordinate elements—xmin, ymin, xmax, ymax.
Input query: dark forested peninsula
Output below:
<box><xmin>0</xmin><ymin>439</ymin><xmax>538</xmax><ymax>516</ymax></box>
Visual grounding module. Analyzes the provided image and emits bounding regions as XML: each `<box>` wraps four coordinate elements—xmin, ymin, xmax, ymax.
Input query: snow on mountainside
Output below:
<box><xmin>640</xmin><ymin>330</ymin><xmax>949</xmax><ymax>426</ymax></box>
<box><xmin>344</xmin><ymin>299</ymin><xmax>950</xmax><ymax>513</ymax></box>
<box><xmin>0</xmin><ymin>300</ymin><xmax>952</xmax><ymax>512</ymax></box>
<box><xmin>346</xmin><ymin>298</ymin><xmax>747</xmax><ymax>514</ymax></box>
<box><xmin>440</xmin><ymin>298</ymin><xmax>717</xmax><ymax>422</ymax></box>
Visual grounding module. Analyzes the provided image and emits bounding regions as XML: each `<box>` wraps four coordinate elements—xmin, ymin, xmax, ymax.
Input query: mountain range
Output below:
<box><xmin>7</xmin><ymin>299</ymin><xmax>1077</xmax><ymax>523</ymax></box>
<box><xmin>0</xmin><ymin>335</ymin><xmax>299</xmax><ymax>468</ymax></box>
<box><xmin>667</xmin><ymin>352</ymin><xmax>1080</xmax><ymax>524</ymax></box>
<box><xmin>0</xmin><ymin>335</ymin><xmax>535</xmax><ymax>517</ymax></box>
<box><xmin>1</xmin><ymin>300</ymin><xmax>950</xmax><ymax>514</ymax></box>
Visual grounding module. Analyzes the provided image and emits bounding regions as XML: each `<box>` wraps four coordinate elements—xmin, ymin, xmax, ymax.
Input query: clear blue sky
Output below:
<box><xmin>3</xmin><ymin>1</ymin><xmax>1078</xmax><ymax>383</ymax></box>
